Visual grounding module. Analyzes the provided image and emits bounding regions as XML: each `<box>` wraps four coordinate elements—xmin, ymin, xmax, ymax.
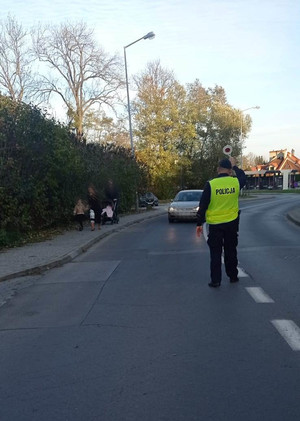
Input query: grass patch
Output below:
<box><xmin>247</xmin><ymin>189</ymin><xmax>300</xmax><ymax>194</ymax></box>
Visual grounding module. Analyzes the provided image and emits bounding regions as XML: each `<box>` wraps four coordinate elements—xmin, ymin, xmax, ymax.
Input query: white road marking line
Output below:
<box><xmin>237</xmin><ymin>266</ymin><xmax>248</xmax><ymax>278</ymax></box>
<box><xmin>150</xmin><ymin>250</ymin><xmax>204</xmax><ymax>256</ymax></box>
<box><xmin>245</xmin><ymin>287</ymin><xmax>274</xmax><ymax>303</ymax></box>
<box><xmin>271</xmin><ymin>320</ymin><xmax>300</xmax><ymax>351</ymax></box>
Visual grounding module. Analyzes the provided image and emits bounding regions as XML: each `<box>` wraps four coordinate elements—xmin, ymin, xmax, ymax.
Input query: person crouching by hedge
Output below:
<box><xmin>73</xmin><ymin>199</ymin><xmax>87</xmax><ymax>231</ymax></box>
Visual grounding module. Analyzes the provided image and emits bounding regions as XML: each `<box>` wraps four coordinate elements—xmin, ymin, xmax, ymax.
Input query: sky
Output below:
<box><xmin>2</xmin><ymin>0</ymin><xmax>300</xmax><ymax>160</ymax></box>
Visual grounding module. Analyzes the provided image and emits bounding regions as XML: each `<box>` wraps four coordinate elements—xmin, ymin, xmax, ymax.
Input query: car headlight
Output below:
<box><xmin>169</xmin><ymin>207</ymin><xmax>175</xmax><ymax>212</ymax></box>
<box><xmin>192</xmin><ymin>206</ymin><xmax>199</xmax><ymax>211</ymax></box>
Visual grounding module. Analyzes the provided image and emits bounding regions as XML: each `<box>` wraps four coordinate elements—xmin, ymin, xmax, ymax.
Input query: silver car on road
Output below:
<box><xmin>168</xmin><ymin>189</ymin><xmax>203</xmax><ymax>222</ymax></box>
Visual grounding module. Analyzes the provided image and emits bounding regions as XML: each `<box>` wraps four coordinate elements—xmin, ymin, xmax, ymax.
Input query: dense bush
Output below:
<box><xmin>0</xmin><ymin>96</ymin><xmax>146</xmax><ymax>246</ymax></box>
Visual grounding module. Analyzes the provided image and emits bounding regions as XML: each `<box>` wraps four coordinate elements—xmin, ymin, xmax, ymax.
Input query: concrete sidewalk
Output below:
<box><xmin>0</xmin><ymin>206</ymin><xmax>167</xmax><ymax>283</ymax></box>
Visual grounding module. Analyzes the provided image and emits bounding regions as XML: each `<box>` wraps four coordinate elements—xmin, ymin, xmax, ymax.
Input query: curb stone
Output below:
<box><xmin>0</xmin><ymin>208</ymin><xmax>166</xmax><ymax>283</ymax></box>
<box><xmin>286</xmin><ymin>208</ymin><xmax>300</xmax><ymax>227</ymax></box>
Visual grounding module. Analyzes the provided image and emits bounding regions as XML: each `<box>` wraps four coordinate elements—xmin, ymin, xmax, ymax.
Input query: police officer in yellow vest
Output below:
<box><xmin>196</xmin><ymin>157</ymin><xmax>246</xmax><ymax>287</ymax></box>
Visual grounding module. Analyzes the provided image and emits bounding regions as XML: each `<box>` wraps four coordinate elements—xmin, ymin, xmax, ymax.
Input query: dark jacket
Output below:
<box><xmin>104</xmin><ymin>184</ymin><xmax>119</xmax><ymax>203</ymax></box>
<box><xmin>196</xmin><ymin>166</ymin><xmax>246</xmax><ymax>226</ymax></box>
<box><xmin>87</xmin><ymin>195</ymin><xmax>102</xmax><ymax>213</ymax></box>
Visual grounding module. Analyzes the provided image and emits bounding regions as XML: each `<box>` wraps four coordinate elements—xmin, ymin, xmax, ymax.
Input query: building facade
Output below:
<box><xmin>245</xmin><ymin>149</ymin><xmax>300</xmax><ymax>190</ymax></box>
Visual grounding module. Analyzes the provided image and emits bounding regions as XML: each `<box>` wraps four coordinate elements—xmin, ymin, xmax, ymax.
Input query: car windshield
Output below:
<box><xmin>174</xmin><ymin>191</ymin><xmax>202</xmax><ymax>202</ymax></box>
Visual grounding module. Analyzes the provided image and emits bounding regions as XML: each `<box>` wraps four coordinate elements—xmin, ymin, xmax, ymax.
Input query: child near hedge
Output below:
<box><xmin>73</xmin><ymin>198</ymin><xmax>87</xmax><ymax>231</ymax></box>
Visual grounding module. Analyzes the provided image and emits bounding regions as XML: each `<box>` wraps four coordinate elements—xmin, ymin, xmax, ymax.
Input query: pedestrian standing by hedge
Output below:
<box><xmin>73</xmin><ymin>198</ymin><xmax>87</xmax><ymax>231</ymax></box>
<box><xmin>87</xmin><ymin>185</ymin><xmax>102</xmax><ymax>231</ymax></box>
<box><xmin>104</xmin><ymin>179</ymin><xmax>119</xmax><ymax>204</ymax></box>
<box><xmin>196</xmin><ymin>157</ymin><xmax>246</xmax><ymax>287</ymax></box>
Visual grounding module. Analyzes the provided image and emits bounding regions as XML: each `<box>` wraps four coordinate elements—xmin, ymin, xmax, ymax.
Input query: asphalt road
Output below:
<box><xmin>0</xmin><ymin>194</ymin><xmax>300</xmax><ymax>421</ymax></box>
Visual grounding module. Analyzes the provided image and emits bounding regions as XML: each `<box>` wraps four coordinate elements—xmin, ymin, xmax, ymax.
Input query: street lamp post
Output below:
<box><xmin>240</xmin><ymin>106</ymin><xmax>260</xmax><ymax>168</ymax></box>
<box><xmin>123</xmin><ymin>32</ymin><xmax>155</xmax><ymax>210</ymax></box>
<box><xmin>124</xmin><ymin>31</ymin><xmax>155</xmax><ymax>157</ymax></box>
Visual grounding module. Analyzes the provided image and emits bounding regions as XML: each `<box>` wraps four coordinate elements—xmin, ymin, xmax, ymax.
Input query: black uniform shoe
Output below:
<box><xmin>208</xmin><ymin>282</ymin><xmax>221</xmax><ymax>288</ymax></box>
<box><xmin>230</xmin><ymin>278</ymin><xmax>239</xmax><ymax>283</ymax></box>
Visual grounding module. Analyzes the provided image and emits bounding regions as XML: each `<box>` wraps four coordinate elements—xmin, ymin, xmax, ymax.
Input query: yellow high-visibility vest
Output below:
<box><xmin>206</xmin><ymin>176</ymin><xmax>240</xmax><ymax>224</ymax></box>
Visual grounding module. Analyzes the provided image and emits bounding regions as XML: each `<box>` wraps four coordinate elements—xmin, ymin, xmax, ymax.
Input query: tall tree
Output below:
<box><xmin>254</xmin><ymin>155</ymin><xmax>266</xmax><ymax>165</ymax></box>
<box><xmin>243</xmin><ymin>152</ymin><xmax>266</xmax><ymax>170</ymax></box>
<box><xmin>33</xmin><ymin>22</ymin><xmax>123</xmax><ymax>141</ymax></box>
<box><xmin>133</xmin><ymin>60</ymin><xmax>195</xmax><ymax>196</ymax></box>
<box><xmin>187</xmin><ymin>82</ymin><xmax>251</xmax><ymax>185</ymax></box>
<box><xmin>0</xmin><ymin>16</ymin><xmax>35</xmax><ymax>102</ymax></box>
<box><xmin>84</xmin><ymin>110</ymin><xmax>130</xmax><ymax>147</ymax></box>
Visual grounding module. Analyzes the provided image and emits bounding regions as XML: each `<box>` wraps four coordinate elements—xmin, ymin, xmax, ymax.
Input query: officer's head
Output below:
<box><xmin>218</xmin><ymin>159</ymin><xmax>232</xmax><ymax>175</ymax></box>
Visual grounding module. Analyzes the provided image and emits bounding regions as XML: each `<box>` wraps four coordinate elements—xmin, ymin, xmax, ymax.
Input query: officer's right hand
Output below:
<box><xmin>229</xmin><ymin>156</ymin><xmax>237</xmax><ymax>167</ymax></box>
<box><xmin>196</xmin><ymin>226</ymin><xmax>203</xmax><ymax>237</ymax></box>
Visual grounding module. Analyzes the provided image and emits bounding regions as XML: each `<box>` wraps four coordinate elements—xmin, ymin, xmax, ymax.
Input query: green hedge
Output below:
<box><xmin>0</xmin><ymin>96</ymin><xmax>146</xmax><ymax>246</ymax></box>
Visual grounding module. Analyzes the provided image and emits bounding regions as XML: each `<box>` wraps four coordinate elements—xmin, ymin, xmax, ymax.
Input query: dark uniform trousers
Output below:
<box><xmin>207</xmin><ymin>217</ymin><xmax>239</xmax><ymax>283</ymax></box>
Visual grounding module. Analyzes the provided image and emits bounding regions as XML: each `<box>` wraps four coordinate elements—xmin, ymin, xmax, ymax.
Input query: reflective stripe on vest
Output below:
<box><xmin>206</xmin><ymin>177</ymin><xmax>240</xmax><ymax>224</ymax></box>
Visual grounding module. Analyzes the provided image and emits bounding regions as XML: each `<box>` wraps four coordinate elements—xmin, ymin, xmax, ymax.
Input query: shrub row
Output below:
<box><xmin>0</xmin><ymin>96</ymin><xmax>146</xmax><ymax>246</ymax></box>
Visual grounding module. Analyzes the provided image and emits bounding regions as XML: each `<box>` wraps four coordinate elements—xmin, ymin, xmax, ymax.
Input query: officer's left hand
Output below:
<box><xmin>196</xmin><ymin>226</ymin><xmax>203</xmax><ymax>237</ymax></box>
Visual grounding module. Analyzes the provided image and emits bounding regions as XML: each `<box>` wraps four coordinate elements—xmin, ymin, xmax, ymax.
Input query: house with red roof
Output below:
<box><xmin>245</xmin><ymin>149</ymin><xmax>300</xmax><ymax>190</ymax></box>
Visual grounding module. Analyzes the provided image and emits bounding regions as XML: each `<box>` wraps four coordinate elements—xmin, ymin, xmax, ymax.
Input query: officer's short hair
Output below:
<box><xmin>218</xmin><ymin>159</ymin><xmax>232</xmax><ymax>169</ymax></box>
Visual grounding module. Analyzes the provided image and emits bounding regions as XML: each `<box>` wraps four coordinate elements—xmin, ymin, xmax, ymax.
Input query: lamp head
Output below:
<box><xmin>144</xmin><ymin>31</ymin><xmax>155</xmax><ymax>40</ymax></box>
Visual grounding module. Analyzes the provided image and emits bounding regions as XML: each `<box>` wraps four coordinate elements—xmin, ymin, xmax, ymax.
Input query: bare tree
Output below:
<box><xmin>33</xmin><ymin>22</ymin><xmax>124</xmax><ymax>141</ymax></box>
<box><xmin>0</xmin><ymin>15</ymin><xmax>35</xmax><ymax>102</ymax></box>
<box><xmin>84</xmin><ymin>109</ymin><xmax>130</xmax><ymax>146</ymax></box>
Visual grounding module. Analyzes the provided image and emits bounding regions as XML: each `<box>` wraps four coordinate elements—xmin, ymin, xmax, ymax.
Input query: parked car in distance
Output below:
<box><xmin>139</xmin><ymin>192</ymin><xmax>159</xmax><ymax>207</ymax></box>
<box><xmin>168</xmin><ymin>189</ymin><xmax>203</xmax><ymax>222</ymax></box>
